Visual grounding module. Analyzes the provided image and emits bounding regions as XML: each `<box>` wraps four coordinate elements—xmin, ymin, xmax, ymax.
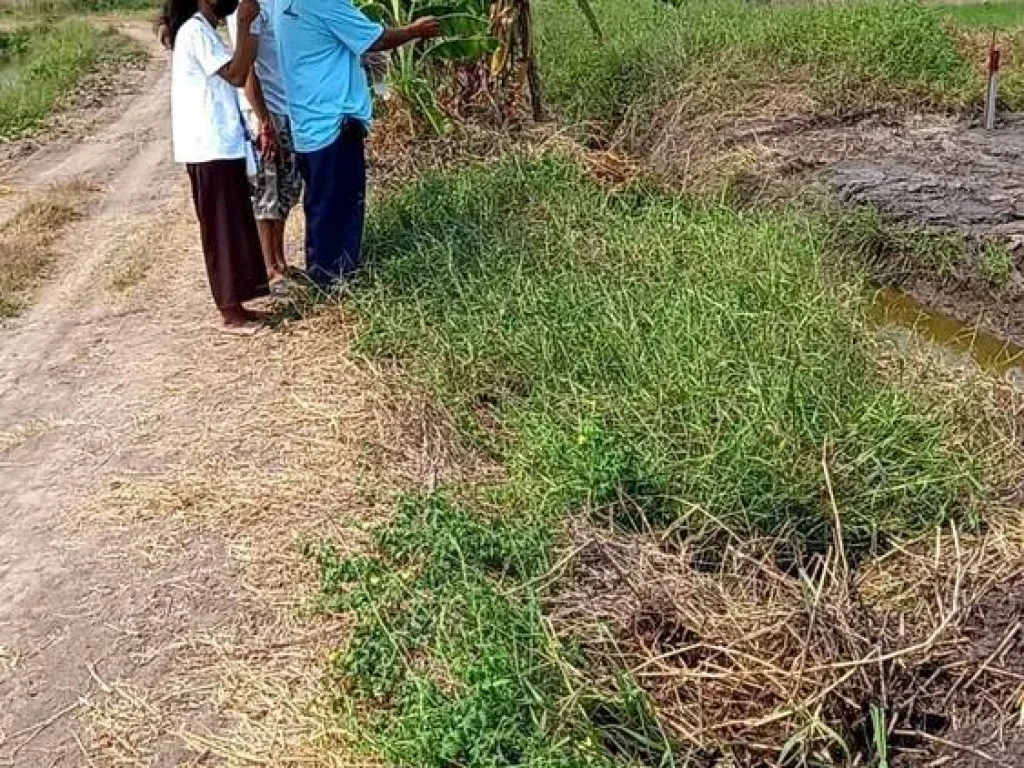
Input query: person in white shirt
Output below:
<box><xmin>160</xmin><ymin>0</ymin><xmax>269</xmax><ymax>334</ymax></box>
<box><xmin>227</xmin><ymin>0</ymin><xmax>301</xmax><ymax>295</ymax></box>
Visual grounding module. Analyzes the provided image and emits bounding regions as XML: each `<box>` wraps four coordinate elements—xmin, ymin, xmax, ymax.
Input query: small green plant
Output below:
<box><xmin>313</xmin><ymin>493</ymin><xmax>629</xmax><ymax>767</ymax></box>
<box><xmin>871</xmin><ymin>704</ymin><xmax>890</xmax><ymax>768</ymax></box>
<box><xmin>832</xmin><ymin>208</ymin><xmax>969</xmax><ymax>280</ymax></box>
<box><xmin>981</xmin><ymin>240</ymin><xmax>1013</xmax><ymax>286</ymax></box>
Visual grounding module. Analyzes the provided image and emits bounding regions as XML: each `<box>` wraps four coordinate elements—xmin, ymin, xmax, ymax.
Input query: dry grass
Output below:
<box><xmin>0</xmin><ymin>181</ymin><xmax>93</xmax><ymax>316</ymax></box>
<box><xmin>81</xmin><ymin>274</ymin><xmax>489</xmax><ymax>766</ymax></box>
<box><xmin>80</xmin><ymin>622</ymin><xmax>359</xmax><ymax>767</ymax></box>
<box><xmin>554</xmin><ymin>511</ymin><xmax>1024</xmax><ymax>764</ymax></box>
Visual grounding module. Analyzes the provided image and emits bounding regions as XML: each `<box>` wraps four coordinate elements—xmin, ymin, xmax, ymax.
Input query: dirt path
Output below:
<box><xmin>0</xmin><ymin>22</ymin><xmax>236</xmax><ymax>766</ymax></box>
<box><xmin>0</xmin><ymin>21</ymin><xmax>436</xmax><ymax>767</ymax></box>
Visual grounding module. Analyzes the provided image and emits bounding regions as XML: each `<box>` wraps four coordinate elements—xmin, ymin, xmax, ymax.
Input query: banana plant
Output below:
<box><xmin>359</xmin><ymin>0</ymin><xmax>495</xmax><ymax>131</ymax></box>
<box><xmin>488</xmin><ymin>0</ymin><xmax>602</xmax><ymax>120</ymax></box>
<box><xmin>358</xmin><ymin>0</ymin><xmax>604</xmax><ymax>128</ymax></box>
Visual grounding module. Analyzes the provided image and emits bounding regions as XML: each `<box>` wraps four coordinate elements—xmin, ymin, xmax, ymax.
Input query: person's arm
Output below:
<box><xmin>245</xmin><ymin>70</ymin><xmax>279</xmax><ymax>158</ymax></box>
<box><xmin>368</xmin><ymin>17</ymin><xmax>440</xmax><ymax>52</ymax></box>
<box><xmin>320</xmin><ymin>0</ymin><xmax>440</xmax><ymax>57</ymax></box>
<box><xmin>219</xmin><ymin>0</ymin><xmax>260</xmax><ymax>87</ymax></box>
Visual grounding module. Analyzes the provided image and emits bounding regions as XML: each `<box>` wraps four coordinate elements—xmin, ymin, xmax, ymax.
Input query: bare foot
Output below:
<box><xmin>220</xmin><ymin>305</ymin><xmax>249</xmax><ymax>326</ymax></box>
<box><xmin>240</xmin><ymin>306</ymin><xmax>271</xmax><ymax>323</ymax></box>
<box><xmin>220</xmin><ymin>305</ymin><xmax>268</xmax><ymax>326</ymax></box>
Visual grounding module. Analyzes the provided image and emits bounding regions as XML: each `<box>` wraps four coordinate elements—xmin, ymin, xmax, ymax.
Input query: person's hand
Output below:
<box><xmin>237</xmin><ymin>0</ymin><xmax>260</xmax><ymax>28</ymax></box>
<box><xmin>258</xmin><ymin>118</ymin><xmax>279</xmax><ymax>161</ymax></box>
<box><xmin>409</xmin><ymin>16</ymin><xmax>441</xmax><ymax>40</ymax></box>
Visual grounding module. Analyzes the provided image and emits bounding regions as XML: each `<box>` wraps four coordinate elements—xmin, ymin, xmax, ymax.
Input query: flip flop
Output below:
<box><xmin>269</xmin><ymin>278</ymin><xmax>290</xmax><ymax>299</ymax></box>
<box><xmin>218</xmin><ymin>321</ymin><xmax>265</xmax><ymax>337</ymax></box>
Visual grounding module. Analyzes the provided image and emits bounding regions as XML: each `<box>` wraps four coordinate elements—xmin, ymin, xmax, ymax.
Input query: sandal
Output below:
<box><xmin>269</xmin><ymin>278</ymin><xmax>290</xmax><ymax>299</ymax></box>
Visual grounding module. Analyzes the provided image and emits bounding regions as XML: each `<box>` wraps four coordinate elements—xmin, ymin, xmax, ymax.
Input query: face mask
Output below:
<box><xmin>213</xmin><ymin>0</ymin><xmax>239</xmax><ymax>19</ymax></box>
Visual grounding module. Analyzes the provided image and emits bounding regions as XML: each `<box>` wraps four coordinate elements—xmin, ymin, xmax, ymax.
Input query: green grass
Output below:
<box><xmin>981</xmin><ymin>240</ymin><xmax>1014</xmax><ymax>285</ymax></box>
<box><xmin>536</xmin><ymin>0</ymin><xmax>977</xmax><ymax>132</ymax></box>
<box><xmin>355</xmin><ymin>158</ymin><xmax>981</xmax><ymax>548</ymax></box>
<box><xmin>315</xmin><ymin>155</ymin><xmax>992</xmax><ymax>766</ymax></box>
<box><xmin>0</xmin><ymin>0</ymin><xmax>156</xmax><ymax>16</ymax></box>
<box><xmin>0</xmin><ymin>20</ymin><xmax>140</xmax><ymax>140</ymax></box>
<box><xmin>938</xmin><ymin>1</ymin><xmax>1024</xmax><ymax>29</ymax></box>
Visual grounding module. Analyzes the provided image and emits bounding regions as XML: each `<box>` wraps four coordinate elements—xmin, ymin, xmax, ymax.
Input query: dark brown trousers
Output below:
<box><xmin>187</xmin><ymin>159</ymin><xmax>269</xmax><ymax>309</ymax></box>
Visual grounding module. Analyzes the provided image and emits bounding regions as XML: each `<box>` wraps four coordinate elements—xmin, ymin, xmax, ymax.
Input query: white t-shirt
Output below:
<box><xmin>171</xmin><ymin>15</ymin><xmax>246</xmax><ymax>164</ymax></box>
<box><xmin>227</xmin><ymin>0</ymin><xmax>288</xmax><ymax>117</ymax></box>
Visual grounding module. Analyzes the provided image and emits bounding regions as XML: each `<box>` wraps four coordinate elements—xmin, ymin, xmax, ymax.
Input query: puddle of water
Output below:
<box><xmin>870</xmin><ymin>287</ymin><xmax>1024</xmax><ymax>378</ymax></box>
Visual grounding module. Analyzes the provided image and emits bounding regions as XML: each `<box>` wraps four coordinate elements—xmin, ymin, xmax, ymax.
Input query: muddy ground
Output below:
<box><xmin>637</xmin><ymin>103</ymin><xmax>1024</xmax><ymax>350</ymax></box>
<box><xmin>831</xmin><ymin>114</ymin><xmax>1024</xmax><ymax>349</ymax></box>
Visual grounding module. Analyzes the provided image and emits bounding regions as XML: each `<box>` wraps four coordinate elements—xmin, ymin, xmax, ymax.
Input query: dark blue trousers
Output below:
<box><xmin>297</xmin><ymin>127</ymin><xmax>366</xmax><ymax>288</ymax></box>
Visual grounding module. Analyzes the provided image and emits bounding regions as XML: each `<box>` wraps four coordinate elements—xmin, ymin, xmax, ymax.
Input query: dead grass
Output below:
<box><xmin>107</xmin><ymin>241</ymin><xmax>151</xmax><ymax>294</ymax></box>
<box><xmin>80</xmin><ymin>282</ymin><xmax>491</xmax><ymax>766</ymax></box>
<box><xmin>0</xmin><ymin>181</ymin><xmax>93</xmax><ymax>317</ymax></box>
<box><xmin>80</xmin><ymin>621</ymin><xmax>360</xmax><ymax>768</ymax></box>
<box><xmin>554</xmin><ymin>509</ymin><xmax>1024</xmax><ymax>764</ymax></box>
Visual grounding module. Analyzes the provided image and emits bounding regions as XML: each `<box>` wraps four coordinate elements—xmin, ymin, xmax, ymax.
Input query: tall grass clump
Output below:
<box><xmin>355</xmin><ymin>156</ymin><xmax>979</xmax><ymax>549</ymax></box>
<box><xmin>0</xmin><ymin>20</ymin><xmax>131</xmax><ymax>139</ymax></box>
<box><xmin>536</xmin><ymin>0</ymin><xmax>976</xmax><ymax>131</ymax></box>
<box><xmin>315</xmin><ymin>155</ymin><xmax>991</xmax><ymax>765</ymax></box>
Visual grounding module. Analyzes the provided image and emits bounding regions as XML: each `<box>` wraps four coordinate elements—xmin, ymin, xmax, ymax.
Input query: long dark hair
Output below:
<box><xmin>156</xmin><ymin>0</ymin><xmax>199</xmax><ymax>48</ymax></box>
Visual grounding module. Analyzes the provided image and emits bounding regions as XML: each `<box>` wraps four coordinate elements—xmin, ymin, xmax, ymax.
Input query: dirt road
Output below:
<box><xmin>0</xmin><ymin>22</ymin><xmax>243</xmax><ymax>766</ymax></box>
<box><xmin>0</xmin><ymin>22</ymin><xmax>411</xmax><ymax>766</ymax></box>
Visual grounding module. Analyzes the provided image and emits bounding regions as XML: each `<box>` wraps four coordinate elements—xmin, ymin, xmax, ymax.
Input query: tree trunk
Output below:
<box><xmin>516</xmin><ymin>0</ymin><xmax>544</xmax><ymax>121</ymax></box>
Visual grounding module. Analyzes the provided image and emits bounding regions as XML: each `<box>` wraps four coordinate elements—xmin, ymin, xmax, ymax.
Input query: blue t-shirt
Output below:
<box><xmin>274</xmin><ymin>0</ymin><xmax>383</xmax><ymax>153</ymax></box>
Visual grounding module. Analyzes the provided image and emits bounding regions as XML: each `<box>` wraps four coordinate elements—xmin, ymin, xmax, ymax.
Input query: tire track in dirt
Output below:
<box><xmin>0</xmin><ymin>23</ymin><xmax>210</xmax><ymax>766</ymax></box>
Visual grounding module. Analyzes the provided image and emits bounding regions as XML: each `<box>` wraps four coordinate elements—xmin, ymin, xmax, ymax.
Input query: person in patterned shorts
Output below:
<box><xmin>228</xmin><ymin>0</ymin><xmax>300</xmax><ymax>296</ymax></box>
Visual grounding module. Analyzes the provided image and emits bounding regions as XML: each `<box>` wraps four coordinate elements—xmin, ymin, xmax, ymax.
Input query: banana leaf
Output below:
<box><xmin>423</xmin><ymin>35</ymin><xmax>498</xmax><ymax>62</ymax></box>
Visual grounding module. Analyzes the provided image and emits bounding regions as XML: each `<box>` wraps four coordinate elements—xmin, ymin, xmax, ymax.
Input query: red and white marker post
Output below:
<box><xmin>985</xmin><ymin>32</ymin><xmax>1000</xmax><ymax>130</ymax></box>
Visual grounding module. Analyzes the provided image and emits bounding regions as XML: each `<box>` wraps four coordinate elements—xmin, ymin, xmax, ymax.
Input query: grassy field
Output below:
<box><xmin>0</xmin><ymin>19</ymin><xmax>140</xmax><ymax>140</ymax></box>
<box><xmin>0</xmin><ymin>0</ymin><xmax>155</xmax><ymax>16</ymax></box>
<box><xmin>311</xmin><ymin>154</ymin><xmax>1006</xmax><ymax>765</ymax></box>
<box><xmin>304</xmin><ymin>1</ymin><xmax>1024</xmax><ymax>765</ymax></box>
<box><xmin>937</xmin><ymin>0</ymin><xmax>1024</xmax><ymax>29</ymax></box>
<box><xmin>536</xmin><ymin>0</ymin><xmax>979</xmax><ymax>135</ymax></box>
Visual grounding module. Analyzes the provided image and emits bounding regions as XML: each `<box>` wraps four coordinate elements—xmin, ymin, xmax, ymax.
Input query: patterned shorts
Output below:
<box><xmin>245</xmin><ymin>110</ymin><xmax>302</xmax><ymax>220</ymax></box>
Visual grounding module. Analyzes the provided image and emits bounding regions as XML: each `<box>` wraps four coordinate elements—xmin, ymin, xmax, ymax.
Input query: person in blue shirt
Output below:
<box><xmin>274</xmin><ymin>0</ymin><xmax>440</xmax><ymax>288</ymax></box>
